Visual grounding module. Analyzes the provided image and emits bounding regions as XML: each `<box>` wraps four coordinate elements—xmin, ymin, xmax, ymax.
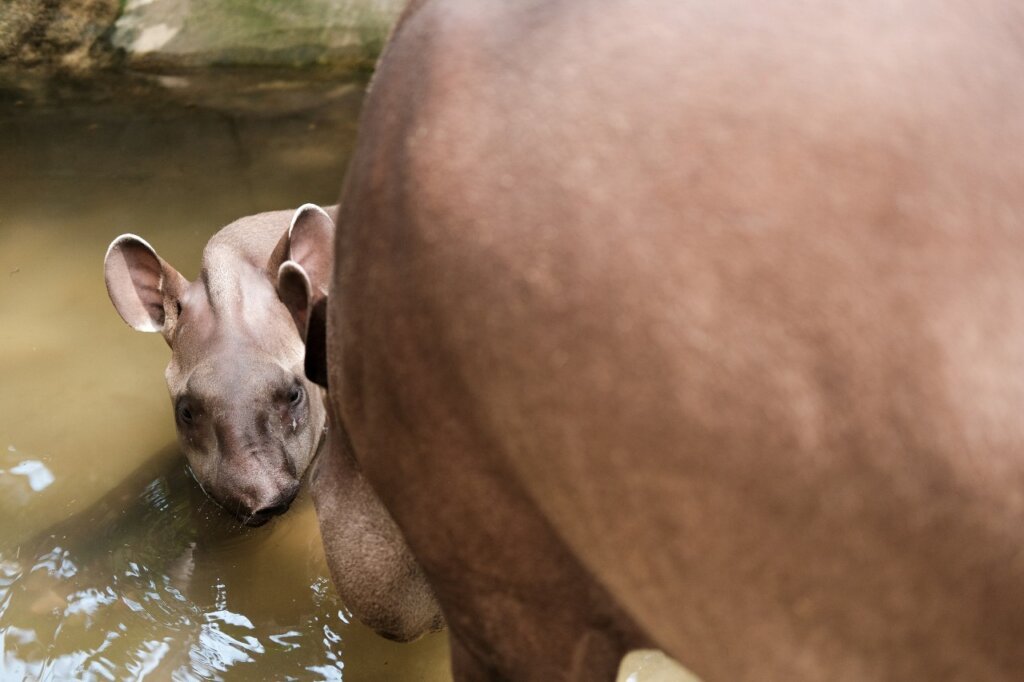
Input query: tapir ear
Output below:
<box><xmin>278</xmin><ymin>260</ymin><xmax>313</xmax><ymax>340</ymax></box>
<box><xmin>104</xmin><ymin>234</ymin><xmax>188</xmax><ymax>340</ymax></box>
<box><xmin>276</xmin><ymin>203</ymin><xmax>334</xmax><ymax>388</ymax></box>
<box><xmin>287</xmin><ymin>203</ymin><xmax>334</xmax><ymax>296</ymax></box>
<box><xmin>278</xmin><ymin>260</ymin><xmax>329</xmax><ymax>389</ymax></box>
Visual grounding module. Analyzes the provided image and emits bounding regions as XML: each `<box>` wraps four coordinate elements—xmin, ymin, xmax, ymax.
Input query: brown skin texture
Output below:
<box><xmin>326</xmin><ymin>0</ymin><xmax>1024</xmax><ymax>680</ymax></box>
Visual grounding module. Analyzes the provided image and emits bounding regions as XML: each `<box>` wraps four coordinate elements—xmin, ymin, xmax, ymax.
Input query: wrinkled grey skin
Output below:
<box><xmin>104</xmin><ymin>209</ymin><xmax>326</xmax><ymax>526</ymax></box>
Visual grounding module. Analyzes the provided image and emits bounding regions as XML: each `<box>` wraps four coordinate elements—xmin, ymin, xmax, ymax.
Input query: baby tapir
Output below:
<box><xmin>104</xmin><ymin>205</ymin><xmax>443</xmax><ymax>641</ymax></box>
<box><xmin>104</xmin><ymin>207</ymin><xmax>331</xmax><ymax>526</ymax></box>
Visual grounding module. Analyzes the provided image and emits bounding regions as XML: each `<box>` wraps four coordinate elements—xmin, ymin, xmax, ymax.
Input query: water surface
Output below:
<box><xmin>0</xmin><ymin>71</ymin><xmax>451</xmax><ymax>680</ymax></box>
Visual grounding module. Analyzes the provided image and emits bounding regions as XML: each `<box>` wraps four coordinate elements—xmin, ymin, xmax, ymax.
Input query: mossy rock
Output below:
<box><xmin>112</xmin><ymin>0</ymin><xmax>403</xmax><ymax>70</ymax></box>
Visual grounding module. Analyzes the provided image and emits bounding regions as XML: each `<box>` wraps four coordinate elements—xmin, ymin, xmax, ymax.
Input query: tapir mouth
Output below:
<box><xmin>186</xmin><ymin>463</ymin><xmax>301</xmax><ymax>526</ymax></box>
<box><xmin>241</xmin><ymin>512</ymin><xmax>274</xmax><ymax>527</ymax></box>
<box><xmin>241</xmin><ymin>502</ymin><xmax>291</xmax><ymax>527</ymax></box>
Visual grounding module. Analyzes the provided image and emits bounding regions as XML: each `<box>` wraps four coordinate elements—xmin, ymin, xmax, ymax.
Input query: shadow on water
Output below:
<box><xmin>0</xmin><ymin>445</ymin><xmax>450</xmax><ymax>680</ymax></box>
<box><xmin>0</xmin><ymin>71</ymin><xmax>451</xmax><ymax>680</ymax></box>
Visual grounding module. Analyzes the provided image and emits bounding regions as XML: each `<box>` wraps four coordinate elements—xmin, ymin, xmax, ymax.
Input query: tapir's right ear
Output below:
<box><xmin>278</xmin><ymin>260</ymin><xmax>314</xmax><ymax>339</ymax></box>
<box><xmin>276</xmin><ymin>204</ymin><xmax>335</xmax><ymax>389</ymax></box>
<box><xmin>286</xmin><ymin>203</ymin><xmax>334</xmax><ymax>296</ymax></box>
<box><xmin>278</xmin><ymin>260</ymin><xmax>330</xmax><ymax>389</ymax></box>
<box><xmin>104</xmin><ymin>234</ymin><xmax>188</xmax><ymax>341</ymax></box>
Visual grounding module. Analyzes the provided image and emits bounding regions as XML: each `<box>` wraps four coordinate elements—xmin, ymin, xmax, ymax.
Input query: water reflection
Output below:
<box><xmin>0</xmin><ymin>458</ymin><xmax>450</xmax><ymax>680</ymax></box>
<box><xmin>1</xmin><ymin>446</ymin><xmax>57</xmax><ymax>517</ymax></box>
<box><xmin>2</xmin><ymin>448</ymin><xmax>55</xmax><ymax>493</ymax></box>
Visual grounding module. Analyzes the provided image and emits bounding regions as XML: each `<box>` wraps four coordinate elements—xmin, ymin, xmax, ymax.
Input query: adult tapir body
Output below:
<box><xmin>309</xmin><ymin>0</ymin><xmax>1024</xmax><ymax>679</ymax></box>
<box><xmin>104</xmin><ymin>207</ymin><xmax>442</xmax><ymax>641</ymax></box>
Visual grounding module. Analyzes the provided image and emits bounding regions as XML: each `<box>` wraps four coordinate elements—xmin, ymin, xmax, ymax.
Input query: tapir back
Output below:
<box><xmin>330</xmin><ymin>0</ymin><xmax>1024</xmax><ymax>679</ymax></box>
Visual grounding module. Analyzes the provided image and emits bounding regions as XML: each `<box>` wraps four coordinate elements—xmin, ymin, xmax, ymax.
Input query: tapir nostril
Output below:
<box><xmin>255</xmin><ymin>502</ymin><xmax>291</xmax><ymax>519</ymax></box>
<box><xmin>252</xmin><ymin>487</ymin><xmax>298</xmax><ymax>520</ymax></box>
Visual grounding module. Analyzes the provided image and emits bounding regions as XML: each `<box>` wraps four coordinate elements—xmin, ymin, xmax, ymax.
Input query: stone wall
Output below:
<box><xmin>0</xmin><ymin>0</ymin><xmax>403</xmax><ymax>74</ymax></box>
<box><xmin>0</xmin><ymin>0</ymin><xmax>120</xmax><ymax>71</ymax></box>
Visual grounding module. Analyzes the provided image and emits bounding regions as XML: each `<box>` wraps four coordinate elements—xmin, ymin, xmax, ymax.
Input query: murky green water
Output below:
<box><xmin>0</xmin><ymin>72</ymin><xmax>450</xmax><ymax>680</ymax></box>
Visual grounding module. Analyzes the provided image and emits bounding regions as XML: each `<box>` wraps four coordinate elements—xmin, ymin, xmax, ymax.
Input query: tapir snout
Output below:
<box><xmin>236</xmin><ymin>481</ymin><xmax>300</xmax><ymax>527</ymax></box>
<box><xmin>174</xmin><ymin>351</ymin><xmax>319</xmax><ymax>525</ymax></box>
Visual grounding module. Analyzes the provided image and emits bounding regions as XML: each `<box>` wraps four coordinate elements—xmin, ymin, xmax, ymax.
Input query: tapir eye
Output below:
<box><xmin>288</xmin><ymin>384</ymin><xmax>304</xmax><ymax>407</ymax></box>
<box><xmin>176</xmin><ymin>401</ymin><xmax>195</xmax><ymax>426</ymax></box>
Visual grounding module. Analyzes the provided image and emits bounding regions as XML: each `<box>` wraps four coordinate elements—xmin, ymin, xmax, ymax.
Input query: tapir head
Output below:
<box><xmin>103</xmin><ymin>206</ymin><xmax>334</xmax><ymax>526</ymax></box>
